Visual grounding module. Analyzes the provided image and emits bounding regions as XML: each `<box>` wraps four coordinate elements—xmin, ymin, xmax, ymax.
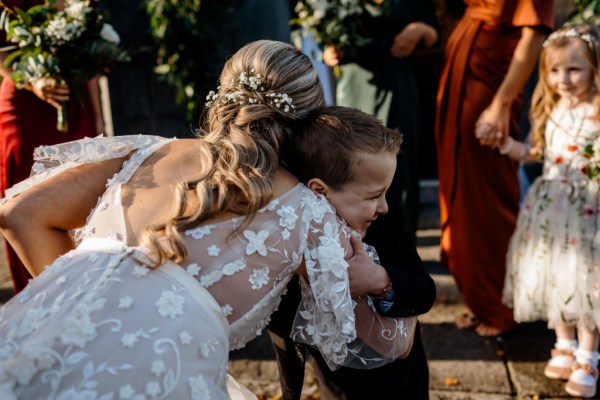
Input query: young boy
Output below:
<box><xmin>268</xmin><ymin>106</ymin><xmax>436</xmax><ymax>399</ymax></box>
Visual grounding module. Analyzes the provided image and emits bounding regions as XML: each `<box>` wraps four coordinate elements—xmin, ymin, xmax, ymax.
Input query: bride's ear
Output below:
<box><xmin>306</xmin><ymin>178</ymin><xmax>330</xmax><ymax>198</ymax></box>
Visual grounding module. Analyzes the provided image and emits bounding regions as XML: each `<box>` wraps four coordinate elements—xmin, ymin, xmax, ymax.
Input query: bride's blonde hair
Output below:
<box><xmin>143</xmin><ymin>40</ymin><xmax>325</xmax><ymax>264</ymax></box>
<box><xmin>530</xmin><ymin>23</ymin><xmax>600</xmax><ymax>160</ymax></box>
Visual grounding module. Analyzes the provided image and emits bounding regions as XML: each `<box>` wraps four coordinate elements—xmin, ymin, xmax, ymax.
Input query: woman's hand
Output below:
<box><xmin>323</xmin><ymin>45</ymin><xmax>343</xmax><ymax>67</ymax></box>
<box><xmin>390</xmin><ymin>22</ymin><xmax>438</xmax><ymax>58</ymax></box>
<box><xmin>29</xmin><ymin>78</ymin><xmax>70</xmax><ymax>110</ymax></box>
<box><xmin>346</xmin><ymin>236</ymin><xmax>390</xmax><ymax>298</ymax></box>
<box><xmin>475</xmin><ymin>99</ymin><xmax>512</xmax><ymax>148</ymax></box>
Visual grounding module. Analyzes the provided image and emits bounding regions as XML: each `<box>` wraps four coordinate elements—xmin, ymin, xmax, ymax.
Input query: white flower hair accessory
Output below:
<box><xmin>205</xmin><ymin>69</ymin><xmax>296</xmax><ymax>114</ymax></box>
<box><xmin>543</xmin><ymin>28</ymin><xmax>596</xmax><ymax>48</ymax></box>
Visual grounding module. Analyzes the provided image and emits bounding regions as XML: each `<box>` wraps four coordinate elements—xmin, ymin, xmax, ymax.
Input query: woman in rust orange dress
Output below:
<box><xmin>0</xmin><ymin>0</ymin><xmax>103</xmax><ymax>293</ymax></box>
<box><xmin>435</xmin><ymin>0</ymin><xmax>553</xmax><ymax>336</ymax></box>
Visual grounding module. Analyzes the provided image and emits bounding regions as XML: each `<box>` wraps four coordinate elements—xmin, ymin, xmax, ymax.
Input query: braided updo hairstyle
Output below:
<box><xmin>144</xmin><ymin>40</ymin><xmax>325</xmax><ymax>264</ymax></box>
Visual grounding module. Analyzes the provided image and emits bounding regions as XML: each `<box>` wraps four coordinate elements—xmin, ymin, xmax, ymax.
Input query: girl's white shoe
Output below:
<box><xmin>565</xmin><ymin>362</ymin><xmax>598</xmax><ymax>398</ymax></box>
<box><xmin>545</xmin><ymin>348</ymin><xmax>576</xmax><ymax>380</ymax></box>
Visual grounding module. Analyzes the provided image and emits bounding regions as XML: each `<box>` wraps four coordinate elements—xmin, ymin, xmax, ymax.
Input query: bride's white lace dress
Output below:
<box><xmin>0</xmin><ymin>135</ymin><xmax>415</xmax><ymax>399</ymax></box>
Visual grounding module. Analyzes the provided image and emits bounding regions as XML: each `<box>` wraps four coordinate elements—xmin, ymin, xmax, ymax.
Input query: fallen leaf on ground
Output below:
<box><xmin>444</xmin><ymin>376</ymin><xmax>459</xmax><ymax>385</ymax></box>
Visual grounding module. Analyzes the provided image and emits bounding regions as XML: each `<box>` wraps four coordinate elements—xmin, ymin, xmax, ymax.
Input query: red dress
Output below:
<box><xmin>0</xmin><ymin>0</ymin><xmax>96</xmax><ymax>292</ymax></box>
<box><xmin>435</xmin><ymin>0</ymin><xmax>553</xmax><ymax>331</ymax></box>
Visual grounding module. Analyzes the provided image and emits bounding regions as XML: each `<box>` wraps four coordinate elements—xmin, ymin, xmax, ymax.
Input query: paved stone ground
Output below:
<box><xmin>0</xmin><ymin>182</ymin><xmax>595</xmax><ymax>399</ymax></box>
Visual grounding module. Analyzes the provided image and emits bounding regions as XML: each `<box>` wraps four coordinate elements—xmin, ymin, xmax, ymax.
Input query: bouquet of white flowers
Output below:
<box><xmin>292</xmin><ymin>0</ymin><xmax>373</xmax><ymax>58</ymax></box>
<box><xmin>0</xmin><ymin>0</ymin><xmax>130</xmax><ymax>131</ymax></box>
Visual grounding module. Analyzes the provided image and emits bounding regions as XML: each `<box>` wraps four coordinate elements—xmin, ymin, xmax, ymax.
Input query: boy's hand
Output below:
<box><xmin>347</xmin><ymin>236</ymin><xmax>390</xmax><ymax>298</ymax></box>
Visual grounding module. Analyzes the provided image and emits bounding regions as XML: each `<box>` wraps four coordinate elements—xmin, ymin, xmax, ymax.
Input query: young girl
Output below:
<box><xmin>490</xmin><ymin>24</ymin><xmax>600</xmax><ymax>398</ymax></box>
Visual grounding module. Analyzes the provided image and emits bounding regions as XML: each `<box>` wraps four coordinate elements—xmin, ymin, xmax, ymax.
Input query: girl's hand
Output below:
<box><xmin>390</xmin><ymin>23</ymin><xmax>423</xmax><ymax>58</ymax></box>
<box><xmin>475</xmin><ymin>99</ymin><xmax>511</xmax><ymax>148</ymax></box>
<box><xmin>346</xmin><ymin>236</ymin><xmax>390</xmax><ymax>298</ymax></box>
<box><xmin>29</xmin><ymin>78</ymin><xmax>70</xmax><ymax>110</ymax></box>
<box><xmin>323</xmin><ymin>46</ymin><xmax>343</xmax><ymax>67</ymax></box>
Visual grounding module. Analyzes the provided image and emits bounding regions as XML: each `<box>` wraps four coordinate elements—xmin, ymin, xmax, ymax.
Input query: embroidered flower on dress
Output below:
<box><xmin>56</xmin><ymin>275</ymin><xmax>66</xmax><ymax>285</ymax></box>
<box><xmin>249</xmin><ymin>267</ymin><xmax>270</xmax><ymax>290</ymax></box>
<box><xmin>277</xmin><ymin>206</ymin><xmax>298</xmax><ymax>230</ymax></box>
<box><xmin>186</xmin><ymin>263</ymin><xmax>201</xmax><ymax>277</ymax></box>
<box><xmin>155</xmin><ymin>291</ymin><xmax>185</xmax><ymax>318</ymax></box>
<box><xmin>121</xmin><ymin>333</ymin><xmax>138</xmax><ymax>348</ymax></box>
<box><xmin>145</xmin><ymin>381</ymin><xmax>161</xmax><ymax>397</ymax></box>
<box><xmin>199</xmin><ymin>341</ymin><xmax>219</xmax><ymax>358</ymax></box>
<box><xmin>266</xmin><ymin>198</ymin><xmax>280</xmax><ymax>211</ymax></box>
<box><xmin>5</xmin><ymin>355</ymin><xmax>36</xmax><ymax>385</ymax></box>
<box><xmin>132</xmin><ymin>265</ymin><xmax>150</xmax><ymax>278</ymax></box>
<box><xmin>60</xmin><ymin>303</ymin><xmax>100</xmax><ymax>348</ymax></box>
<box><xmin>207</xmin><ymin>245</ymin><xmax>220</xmax><ymax>257</ymax></box>
<box><xmin>179</xmin><ymin>331</ymin><xmax>193</xmax><ymax>345</ymax></box>
<box><xmin>281</xmin><ymin>229</ymin><xmax>291</xmax><ymax>241</ymax></box>
<box><xmin>222</xmin><ymin>259</ymin><xmax>246</xmax><ymax>275</ymax></box>
<box><xmin>150</xmin><ymin>360</ymin><xmax>166</xmax><ymax>377</ymax></box>
<box><xmin>244</xmin><ymin>229</ymin><xmax>269</xmax><ymax>256</ymax></box>
<box><xmin>118</xmin><ymin>296</ymin><xmax>134</xmax><ymax>310</ymax></box>
<box><xmin>222</xmin><ymin>304</ymin><xmax>233</xmax><ymax>317</ymax></box>
<box><xmin>584</xmin><ymin>204</ymin><xmax>596</xmax><ymax>219</ymax></box>
<box><xmin>119</xmin><ymin>384</ymin><xmax>136</xmax><ymax>399</ymax></box>
<box><xmin>189</xmin><ymin>374</ymin><xmax>211</xmax><ymax>400</ymax></box>
<box><xmin>185</xmin><ymin>226</ymin><xmax>212</xmax><ymax>239</ymax></box>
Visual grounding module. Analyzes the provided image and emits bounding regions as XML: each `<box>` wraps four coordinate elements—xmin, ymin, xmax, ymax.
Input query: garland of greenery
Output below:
<box><xmin>567</xmin><ymin>0</ymin><xmax>600</xmax><ymax>25</ymax></box>
<box><xmin>143</xmin><ymin>0</ymin><xmax>235</xmax><ymax>122</ymax></box>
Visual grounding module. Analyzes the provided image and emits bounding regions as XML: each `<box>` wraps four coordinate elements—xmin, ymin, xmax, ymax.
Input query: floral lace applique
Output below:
<box><xmin>244</xmin><ymin>229</ymin><xmax>270</xmax><ymax>256</ymax></box>
<box><xmin>188</xmin><ymin>374</ymin><xmax>210</xmax><ymax>400</ymax></box>
<box><xmin>207</xmin><ymin>245</ymin><xmax>220</xmax><ymax>257</ymax></box>
<box><xmin>248</xmin><ymin>267</ymin><xmax>270</xmax><ymax>290</ymax></box>
<box><xmin>155</xmin><ymin>290</ymin><xmax>186</xmax><ymax>318</ymax></box>
<box><xmin>186</xmin><ymin>263</ymin><xmax>202</xmax><ymax>276</ymax></box>
<box><xmin>185</xmin><ymin>225</ymin><xmax>213</xmax><ymax>240</ymax></box>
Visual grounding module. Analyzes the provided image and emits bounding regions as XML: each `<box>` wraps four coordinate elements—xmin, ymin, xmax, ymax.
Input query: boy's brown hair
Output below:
<box><xmin>283</xmin><ymin>106</ymin><xmax>403</xmax><ymax>189</ymax></box>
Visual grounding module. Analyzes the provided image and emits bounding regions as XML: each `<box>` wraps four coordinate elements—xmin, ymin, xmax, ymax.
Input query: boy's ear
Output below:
<box><xmin>306</xmin><ymin>178</ymin><xmax>330</xmax><ymax>196</ymax></box>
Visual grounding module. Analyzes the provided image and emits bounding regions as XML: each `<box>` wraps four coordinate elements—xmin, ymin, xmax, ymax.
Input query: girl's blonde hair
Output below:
<box><xmin>143</xmin><ymin>40</ymin><xmax>325</xmax><ymax>265</ymax></box>
<box><xmin>530</xmin><ymin>23</ymin><xmax>600</xmax><ymax>160</ymax></box>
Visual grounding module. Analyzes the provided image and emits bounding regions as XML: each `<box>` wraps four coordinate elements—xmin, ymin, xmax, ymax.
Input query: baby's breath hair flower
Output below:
<box><xmin>205</xmin><ymin>70</ymin><xmax>295</xmax><ymax>114</ymax></box>
<box><xmin>543</xmin><ymin>28</ymin><xmax>596</xmax><ymax>48</ymax></box>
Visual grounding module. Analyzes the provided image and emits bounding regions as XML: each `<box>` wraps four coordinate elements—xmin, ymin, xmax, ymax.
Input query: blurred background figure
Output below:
<box><xmin>0</xmin><ymin>0</ymin><xmax>104</xmax><ymax>292</ymax></box>
<box><xmin>435</xmin><ymin>0</ymin><xmax>554</xmax><ymax>337</ymax></box>
<box><xmin>322</xmin><ymin>0</ymin><xmax>440</xmax><ymax>238</ymax></box>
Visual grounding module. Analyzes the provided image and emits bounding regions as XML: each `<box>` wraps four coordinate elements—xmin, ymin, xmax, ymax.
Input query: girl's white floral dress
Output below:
<box><xmin>0</xmin><ymin>135</ymin><xmax>415</xmax><ymax>400</ymax></box>
<box><xmin>504</xmin><ymin>102</ymin><xmax>600</xmax><ymax>329</ymax></box>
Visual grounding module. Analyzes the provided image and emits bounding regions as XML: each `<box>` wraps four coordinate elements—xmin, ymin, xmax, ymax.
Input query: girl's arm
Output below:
<box><xmin>476</xmin><ymin>26</ymin><xmax>548</xmax><ymax>148</ymax></box>
<box><xmin>0</xmin><ymin>156</ymin><xmax>128</xmax><ymax>275</ymax></box>
<box><xmin>497</xmin><ymin>135</ymin><xmax>534</xmax><ymax>163</ymax></box>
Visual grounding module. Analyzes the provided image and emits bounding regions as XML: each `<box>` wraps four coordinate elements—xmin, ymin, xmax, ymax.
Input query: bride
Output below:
<box><xmin>0</xmin><ymin>40</ymin><xmax>414</xmax><ymax>399</ymax></box>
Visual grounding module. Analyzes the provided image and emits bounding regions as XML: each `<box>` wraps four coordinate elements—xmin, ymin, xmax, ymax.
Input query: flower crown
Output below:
<box><xmin>205</xmin><ymin>69</ymin><xmax>296</xmax><ymax>114</ymax></box>
<box><xmin>543</xmin><ymin>28</ymin><xmax>596</xmax><ymax>48</ymax></box>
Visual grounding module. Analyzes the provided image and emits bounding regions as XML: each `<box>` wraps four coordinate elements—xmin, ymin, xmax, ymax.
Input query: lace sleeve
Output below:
<box><xmin>1</xmin><ymin>135</ymin><xmax>169</xmax><ymax>203</ymax></box>
<box><xmin>291</xmin><ymin>199</ymin><xmax>416</xmax><ymax>370</ymax></box>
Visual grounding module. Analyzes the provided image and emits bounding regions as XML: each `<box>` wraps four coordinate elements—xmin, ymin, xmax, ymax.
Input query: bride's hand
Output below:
<box><xmin>28</xmin><ymin>78</ymin><xmax>70</xmax><ymax>110</ymax></box>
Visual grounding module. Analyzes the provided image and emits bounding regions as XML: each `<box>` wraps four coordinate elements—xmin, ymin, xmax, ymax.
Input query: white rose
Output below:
<box><xmin>100</xmin><ymin>23</ymin><xmax>120</xmax><ymax>44</ymax></box>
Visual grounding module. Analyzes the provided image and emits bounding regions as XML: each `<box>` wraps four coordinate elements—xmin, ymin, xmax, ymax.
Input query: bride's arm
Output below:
<box><xmin>0</xmin><ymin>156</ymin><xmax>128</xmax><ymax>276</ymax></box>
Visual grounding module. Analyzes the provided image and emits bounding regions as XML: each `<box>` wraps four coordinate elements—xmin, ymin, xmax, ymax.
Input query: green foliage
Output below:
<box><xmin>0</xmin><ymin>0</ymin><xmax>131</xmax><ymax>99</ymax></box>
<box><xmin>567</xmin><ymin>0</ymin><xmax>600</xmax><ymax>25</ymax></box>
<box><xmin>143</xmin><ymin>0</ymin><xmax>235</xmax><ymax>121</ymax></box>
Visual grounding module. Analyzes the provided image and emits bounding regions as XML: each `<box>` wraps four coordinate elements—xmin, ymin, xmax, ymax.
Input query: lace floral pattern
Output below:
<box><xmin>0</xmin><ymin>135</ymin><xmax>415</xmax><ymax>397</ymax></box>
<box><xmin>504</xmin><ymin>102</ymin><xmax>600</xmax><ymax>329</ymax></box>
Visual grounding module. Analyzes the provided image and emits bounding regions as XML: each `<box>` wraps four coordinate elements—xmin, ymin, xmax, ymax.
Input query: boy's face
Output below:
<box><xmin>324</xmin><ymin>151</ymin><xmax>396</xmax><ymax>238</ymax></box>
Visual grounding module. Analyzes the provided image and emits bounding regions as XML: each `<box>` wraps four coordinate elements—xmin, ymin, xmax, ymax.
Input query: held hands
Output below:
<box><xmin>475</xmin><ymin>99</ymin><xmax>512</xmax><ymax>149</ymax></box>
<box><xmin>29</xmin><ymin>78</ymin><xmax>70</xmax><ymax>110</ymax></box>
<box><xmin>346</xmin><ymin>236</ymin><xmax>391</xmax><ymax>298</ymax></box>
